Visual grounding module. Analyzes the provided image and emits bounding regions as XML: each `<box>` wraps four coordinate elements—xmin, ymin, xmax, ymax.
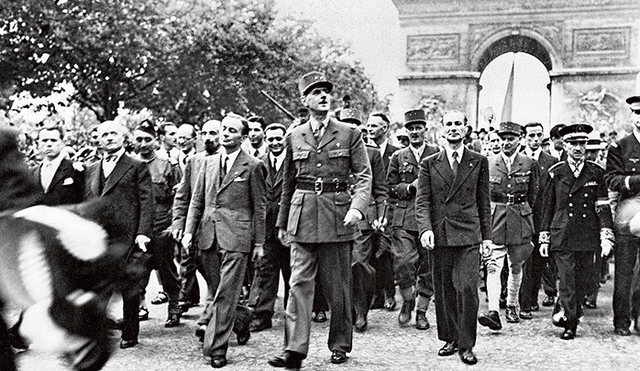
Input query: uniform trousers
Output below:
<box><xmin>613</xmin><ymin>233</ymin><xmax>640</xmax><ymax>330</ymax></box>
<box><xmin>485</xmin><ymin>242</ymin><xmax>533</xmax><ymax>310</ymax></box>
<box><xmin>553</xmin><ymin>250</ymin><xmax>592</xmax><ymax>329</ymax></box>
<box><xmin>371</xmin><ymin>231</ymin><xmax>395</xmax><ymax>305</ymax></box>
<box><xmin>391</xmin><ymin>229</ymin><xmax>433</xmax><ymax>309</ymax></box>
<box><xmin>433</xmin><ymin>245</ymin><xmax>479</xmax><ymax>350</ymax></box>
<box><xmin>352</xmin><ymin>229</ymin><xmax>377</xmax><ymax>320</ymax></box>
<box><xmin>143</xmin><ymin>230</ymin><xmax>182</xmax><ymax>315</ymax></box>
<box><xmin>248</xmin><ymin>236</ymin><xmax>291</xmax><ymax>322</ymax></box>
<box><xmin>285</xmin><ymin>242</ymin><xmax>352</xmax><ymax>357</ymax></box>
<box><xmin>203</xmin><ymin>250</ymin><xmax>252</xmax><ymax>357</ymax></box>
<box><xmin>521</xmin><ymin>236</ymin><xmax>558</xmax><ymax>310</ymax></box>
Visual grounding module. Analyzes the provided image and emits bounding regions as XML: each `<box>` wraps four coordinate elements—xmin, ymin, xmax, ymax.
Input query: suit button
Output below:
<box><xmin>633</xmin><ymin>168</ymin><xmax>636</xmax><ymax>172</ymax></box>
<box><xmin>584</xmin><ymin>204</ymin><xmax>587</xmax><ymax>207</ymax></box>
<box><xmin>569</xmin><ymin>194</ymin><xmax>572</xmax><ymax>197</ymax></box>
<box><xmin>569</xmin><ymin>213</ymin><xmax>573</xmax><ymax>217</ymax></box>
<box><xmin>507</xmin><ymin>184</ymin><xmax>512</xmax><ymax>188</ymax></box>
<box><xmin>583</xmin><ymin>214</ymin><xmax>587</xmax><ymax>218</ymax></box>
<box><xmin>584</xmin><ymin>193</ymin><xmax>588</xmax><ymax>197</ymax></box>
<box><xmin>317</xmin><ymin>150</ymin><xmax>322</xmax><ymax>153</ymax></box>
<box><xmin>569</xmin><ymin>203</ymin><xmax>573</xmax><ymax>207</ymax></box>
<box><xmin>317</xmin><ymin>163</ymin><xmax>322</xmax><ymax>167</ymax></box>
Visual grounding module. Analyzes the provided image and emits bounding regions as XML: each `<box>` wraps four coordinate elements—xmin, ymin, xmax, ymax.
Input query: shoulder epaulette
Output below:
<box><xmin>586</xmin><ymin>160</ymin><xmax>605</xmax><ymax>170</ymax></box>
<box><xmin>548</xmin><ymin>161</ymin><xmax>565</xmax><ymax>171</ymax></box>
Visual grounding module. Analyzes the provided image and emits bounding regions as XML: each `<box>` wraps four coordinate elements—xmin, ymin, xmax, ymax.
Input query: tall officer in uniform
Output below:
<box><xmin>605</xmin><ymin>95</ymin><xmax>640</xmax><ymax>336</ymax></box>
<box><xmin>520</xmin><ymin>122</ymin><xmax>559</xmax><ymax>316</ymax></box>
<box><xmin>387</xmin><ymin>109</ymin><xmax>438</xmax><ymax>329</ymax></box>
<box><xmin>539</xmin><ymin>124</ymin><xmax>613</xmax><ymax>339</ymax></box>
<box><xmin>478</xmin><ymin>122</ymin><xmax>538</xmax><ymax>330</ymax></box>
<box><xmin>268</xmin><ymin>71</ymin><xmax>371</xmax><ymax>368</ymax></box>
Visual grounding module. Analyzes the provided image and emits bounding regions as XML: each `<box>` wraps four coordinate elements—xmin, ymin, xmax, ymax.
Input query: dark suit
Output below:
<box><xmin>185</xmin><ymin>150</ymin><xmax>266</xmax><ymax>358</ymax></box>
<box><xmin>33</xmin><ymin>157</ymin><xmax>84</xmax><ymax>206</ymax></box>
<box><xmin>84</xmin><ymin>153</ymin><xmax>154</xmax><ymax>342</ymax></box>
<box><xmin>247</xmin><ymin>152</ymin><xmax>291</xmax><ymax>323</ymax></box>
<box><xmin>416</xmin><ymin>148</ymin><xmax>491</xmax><ymax>350</ymax></box>
<box><xmin>605</xmin><ymin>134</ymin><xmax>640</xmax><ymax>330</ymax></box>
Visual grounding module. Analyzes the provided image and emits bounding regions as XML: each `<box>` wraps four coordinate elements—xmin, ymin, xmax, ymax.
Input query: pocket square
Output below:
<box><xmin>63</xmin><ymin>177</ymin><xmax>75</xmax><ymax>185</ymax></box>
<box><xmin>233</xmin><ymin>177</ymin><xmax>246</xmax><ymax>182</ymax></box>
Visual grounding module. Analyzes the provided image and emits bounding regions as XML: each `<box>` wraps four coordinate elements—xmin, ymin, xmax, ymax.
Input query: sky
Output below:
<box><xmin>274</xmin><ymin>0</ymin><xmax>550</xmax><ymax>125</ymax></box>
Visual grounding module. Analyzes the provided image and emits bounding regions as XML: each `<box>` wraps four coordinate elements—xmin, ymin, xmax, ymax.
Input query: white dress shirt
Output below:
<box><xmin>102</xmin><ymin>148</ymin><xmax>125</xmax><ymax>178</ymax></box>
<box><xmin>40</xmin><ymin>154</ymin><xmax>64</xmax><ymax>192</ymax></box>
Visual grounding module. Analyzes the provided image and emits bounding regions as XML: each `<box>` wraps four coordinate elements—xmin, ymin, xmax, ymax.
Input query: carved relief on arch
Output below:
<box><xmin>468</xmin><ymin>22</ymin><xmax>562</xmax><ymax>58</ymax></box>
<box><xmin>406</xmin><ymin>34</ymin><xmax>460</xmax><ymax>64</ymax></box>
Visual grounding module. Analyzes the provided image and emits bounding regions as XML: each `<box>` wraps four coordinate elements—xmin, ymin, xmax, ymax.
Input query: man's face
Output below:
<box><xmin>525</xmin><ymin>125</ymin><xmax>544</xmax><ymax>151</ymax></box>
<box><xmin>176</xmin><ymin>125</ymin><xmax>196</xmax><ymax>154</ymax></box>
<box><xmin>303</xmin><ymin>87</ymin><xmax>331</xmax><ymax>113</ymax></box>
<box><xmin>162</xmin><ymin>124</ymin><xmax>177</xmax><ymax>149</ymax></box>
<box><xmin>248</xmin><ymin>121</ymin><xmax>265</xmax><ymax>146</ymax></box>
<box><xmin>566</xmin><ymin>141</ymin><xmax>586</xmax><ymax>162</ymax></box>
<box><xmin>632</xmin><ymin>109</ymin><xmax>640</xmax><ymax>131</ymax></box>
<box><xmin>553</xmin><ymin>137</ymin><xmax>564</xmax><ymax>151</ymax></box>
<box><xmin>488</xmin><ymin>132</ymin><xmax>501</xmax><ymax>154</ymax></box>
<box><xmin>201</xmin><ymin>121</ymin><xmax>220</xmax><ymax>154</ymax></box>
<box><xmin>585</xmin><ymin>149</ymin><xmax>600</xmax><ymax>161</ymax></box>
<box><xmin>500</xmin><ymin>133</ymin><xmax>520</xmax><ymax>157</ymax></box>
<box><xmin>89</xmin><ymin>130</ymin><xmax>100</xmax><ymax>148</ymax></box>
<box><xmin>220</xmin><ymin>117</ymin><xmax>246</xmax><ymax>152</ymax></box>
<box><xmin>38</xmin><ymin>129</ymin><xmax>64</xmax><ymax>160</ymax></box>
<box><xmin>97</xmin><ymin>121</ymin><xmax>125</xmax><ymax>154</ymax></box>
<box><xmin>265</xmin><ymin>128</ymin><xmax>285</xmax><ymax>156</ymax></box>
<box><xmin>133</xmin><ymin>130</ymin><xmax>156</xmax><ymax>156</ymax></box>
<box><xmin>406</xmin><ymin>122</ymin><xmax>426</xmax><ymax>148</ymax></box>
<box><xmin>442</xmin><ymin>112</ymin><xmax>466</xmax><ymax>144</ymax></box>
<box><xmin>367</xmin><ymin>116</ymin><xmax>387</xmax><ymax>142</ymax></box>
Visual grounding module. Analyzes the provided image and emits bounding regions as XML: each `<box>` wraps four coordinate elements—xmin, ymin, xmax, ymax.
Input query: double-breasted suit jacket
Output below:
<box><xmin>33</xmin><ymin>158</ymin><xmax>84</xmax><ymax>206</ymax></box>
<box><xmin>172</xmin><ymin>152</ymin><xmax>208</xmax><ymax>244</ymax></box>
<box><xmin>488</xmin><ymin>153</ymin><xmax>539</xmax><ymax>245</ymax></box>
<box><xmin>185</xmin><ymin>150</ymin><xmax>267</xmax><ymax>253</ymax></box>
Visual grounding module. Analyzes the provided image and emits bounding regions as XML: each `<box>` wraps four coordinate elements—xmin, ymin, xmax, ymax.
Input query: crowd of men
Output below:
<box><xmin>3</xmin><ymin>70</ymin><xmax>640</xmax><ymax>370</ymax></box>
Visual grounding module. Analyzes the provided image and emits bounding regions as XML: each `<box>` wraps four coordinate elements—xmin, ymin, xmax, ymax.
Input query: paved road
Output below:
<box><xmin>16</xmin><ymin>263</ymin><xmax>640</xmax><ymax>371</ymax></box>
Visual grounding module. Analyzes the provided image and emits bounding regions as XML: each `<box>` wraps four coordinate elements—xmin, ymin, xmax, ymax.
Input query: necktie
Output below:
<box><xmin>272</xmin><ymin>157</ymin><xmax>277</xmax><ymax>171</ymax></box>
<box><xmin>254</xmin><ymin>149</ymin><xmax>260</xmax><ymax>157</ymax></box>
<box><xmin>451</xmin><ymin>151</ymin><xmax>459</xmax><ymax>176</ymax></box>
<box><xmin>505</xmin><ymin>157</ymin><xmax>512</xmax><ymax>172</ymax></box>
<box><xmin>221</xmin><ymin>156</ymin><xmax>227</xmax><ymax>180</ymax></box>
<box><xmin>572</xmin><ymin>160</ymin><xmax>582</xmax><ymax>178</ymax></box>
<box><xmin>313</xmin><ymin>122</ymin><xmax>324</xmax><ymax>139</ymax></box>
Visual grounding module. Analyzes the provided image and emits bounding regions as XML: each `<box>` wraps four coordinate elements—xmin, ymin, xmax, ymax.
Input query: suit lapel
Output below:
<box><xmin>219</xmin><ymin>150</ymin><xmax>248</xmax><ymax>192</ymax></box>
<box><xmin>570</xmin><ymin>163</ymin><xmax>591</xmax><ymax>193</ymax></box>
<box><xmin>510</xmin><ymin>154</ymin><xmax>524</xmax><ymax>175</ymax></box>
<box><xmin>46</xmin><ymin>159</ymin><xmax>68</xmax><ymax>192</ymax></box>
<box><xmin>301</xmin><ymin>123</ymin><xmax>316</xmax><ymax>148</ymax></box>
<box><xmin>447</xmin><ymin>149</ymin><xmax>478</xmax><ymax>201</ymax></box>
<box><xmin>495</xmin><ymin>155</ymin><xmax>508</xmax><ymax>175</ymax></box>
<box><xmin>102</xmin><ymin>155</ymin><xmax>132</xmax><ymax>196</ymax></box>
<box><xmin>433</xmin><ymin>150</ymin><xmax>454</xmax><ymax>187</ymax></box>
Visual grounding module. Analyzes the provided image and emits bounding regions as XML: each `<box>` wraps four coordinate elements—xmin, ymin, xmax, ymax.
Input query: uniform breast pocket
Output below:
<box><xmin>328</xmin><ymin>149</ymin><xmax>350</xmax><ymax>169</ymax></box>
<box><xmin>293</xmin><ymin>151</ymin><xmax>310</xmax><ymax>174</ymax></box>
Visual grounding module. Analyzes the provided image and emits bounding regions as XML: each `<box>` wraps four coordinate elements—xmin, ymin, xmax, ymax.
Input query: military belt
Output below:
<box><xmin>297</xmin><ymin>178</ymin><xmax>349</xmax><ymax>194</ymax></box>
<box><xmin>491</xmin><ymin>193</ymin><xmax>527</xmax><ymax>205</ymax></box>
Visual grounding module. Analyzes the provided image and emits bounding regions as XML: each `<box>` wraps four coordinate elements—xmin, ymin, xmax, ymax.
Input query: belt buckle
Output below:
<box><xmin>506</xmin><ymin>194</ymin><xmax>515</xmax><ymax>204</ymax></box>
<box><xmin>314</xmin><ymin>177</ymin><xmax>323</xmax><ymax>195</ymax></box>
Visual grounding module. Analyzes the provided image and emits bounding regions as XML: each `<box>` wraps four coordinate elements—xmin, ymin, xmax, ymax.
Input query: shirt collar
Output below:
<box><xmin>379</xmin><ymin>139</ymin><xmax>388</xmax><ymax>154</ymax></box>
<box><xmin>500</xmin><ymin>151</ymin><xmax>518</xmax><ymax>165</ymax></box>
<box><xmin>525</xmin><ymin>147</ymin><xmax>541</xmax><ymax>161</ymax></box>
<box><xmin>308</xmin><ymin>115</ymin><xmax>329</xmax><ymax>132</ymax></box>
<box><xmin>634</xmin><ymin>129</ymin><xmax>640</xmax><ymax>145</ymax></box>
<box><xmin>104</xmin><ymin>148</ymin><xmax>125</xmax><ymax>162</ymax></box>
<box><xmin>410</xmin><ymin>143</ymin><xmax>426</xmax><ymax>160</ymax></box>
<box><xmin>445</xmin><ymin>145</ymin><xmax>464</xmax><ymax>163</ymax></box>
<box><xmin>223</xmin><ymin>148</ymin><xmax>241</xmax><ymax>168</ymax></box>
<box><xmin>43</xmin><ymin>153</ymin><xmax>65</xmax><ymax>168</ymax></box>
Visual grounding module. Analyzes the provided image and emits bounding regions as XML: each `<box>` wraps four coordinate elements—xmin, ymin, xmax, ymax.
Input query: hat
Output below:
<box><xmin>559</xmin><ymin>124</ymin><xmax>593</xmax><ymax>143</ymax></box>
<box><xmin>403</xmin><ymin>109</ymin><xmax>426</xmax><ymax>127</ymax></box>
<box><xmin>626</xmin><ymin>95</ymin><xmax>640</xmax><ymax>110</ymax></box>
<box><xmin>497</xmin><ymin>121</ymin><xmax>522</xmax><ymax>137</ymax></box>
<box><xmin>541</xmin><ymin>137</ymin><xmax>550</xmax><ymax>146</ymax></box>
<box><xmin>134</xmin><ymin>120</ymin><xmax>156</xmax><ymax>137</ymax></box>
<box><xmin>586</xmin><ymin>131</ymin><xmax>605</xmax><ymax>151</ymax></box>
<box><xmin>395</xmin><ymin>128</ymin><xmax>409</xmax><ymax>138</ymax></box>
<box><xmin>298</xmin><ymin>71</ymin><xmax>333</xmax><ymax>97</ymax></box>
<box><xmin>339</xmin><ymin>108</ymin><xmax>362</xmax><ymax>126</ymax></box>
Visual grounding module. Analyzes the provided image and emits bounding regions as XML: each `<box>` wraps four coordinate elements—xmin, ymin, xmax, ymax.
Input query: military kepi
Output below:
<box><xmin>559</xmin><ymin>124</ymin><xmax>592</xmax><ymax>143</ymax></box>
<box><xmin>134</xmin><ymin>120</ymin><xmax>156</xmax><ymax>137</ymax></box>
<box><xmin>339</xmin><ymin>108</ymin><xmax>363</xmax><ymax>125</ymax></box>
<box><xmin>626</xmin><ymin>95</ymin><xmax>640</xmax><ymax>110</ymax></box>
<box><xmin>298</xmin><ymin>71</ymin><xmax>333</xmax><ymax>97</ymax></box>
<box><xmin>497</xmin><ymin>121</ymin><xmax>522</xmax><ymax>137</ymax></box>
<box><xmin>404</xmin><ymin>109</ymin><xmax>426</xmax><ymax>127</ymax></box>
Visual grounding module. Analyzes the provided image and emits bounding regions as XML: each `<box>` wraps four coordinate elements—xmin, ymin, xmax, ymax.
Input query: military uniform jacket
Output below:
<box><xmin>488</xmin><ymin>153</ymin><xmax>539</xmax><ymax>245</ymax></box>
<box><xmin>142</xmin><ymin>154</ymin><xmax>181</xmax><ymax>232</ymax></box>
<box><xmin>605</xmin><ymin>133</ymin><xmax>640</xmax><ymax>235</ymax></box>
<box><xmin>541</xmin><ymin>161</ymin><xmax>612</xmax><ymax>251</ymax></box>
<box><xmin>387</xmin><ymin>144</ymin><xmax>438</xmax><ymax>231</ymax></box>
<box><xmin>416</xmin><ymin>148</ymin><xmax>492</xmax><ymax>247</ymax></box>
<box><xmin>32</xmin><ymin>157</ymin><xmax>84</xmax><ymax>206</ymax></box>
<box><xmin>531</xmin><ymin>151</ymin><xmax>558</xmax><ymax>232</ymax></box>
<box><xmin>276</xmin><ymin>118</ymin><xmax>372</xmax><ymax>243</ymax></box>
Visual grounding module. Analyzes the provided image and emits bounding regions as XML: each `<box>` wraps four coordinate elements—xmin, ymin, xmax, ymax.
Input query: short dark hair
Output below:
<box><xmin>37</xmin><ymin>125</ymin><xmax>65</xmax><ymax>141</ymax></box>
<box><xmin>370</xmin><ymin>112</ymin><xmax>390</xmax><ymax>125</ymax></box>
<box><xmin>550</xmin><ymin>123</ymin><xmax>566</xmax><ymax>139</ymax></box>
<box><xmin>248</xmin><ymin>116</ymin><xmax>267</xmax><ymax>130</ymax></box>
<box><xmin>157</xmin><ymin>122</ymin><xmax>177</xmax><ymax>136</ymax></box>
<box><xmin>524</xmin><ymin>122</ymin><xmax>544</xmax><ymax>134</ymax></box>
<box><xmin>265</xmin><ymin>123</ymin><xmax>286</xmax><ymax>136</ymax></box>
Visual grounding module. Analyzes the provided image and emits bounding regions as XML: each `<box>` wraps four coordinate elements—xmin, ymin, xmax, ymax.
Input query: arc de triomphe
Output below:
<box><xmin>393</xmin><ymin>0</ymin><xmax>640</xmax><ymax>132</ymax></box>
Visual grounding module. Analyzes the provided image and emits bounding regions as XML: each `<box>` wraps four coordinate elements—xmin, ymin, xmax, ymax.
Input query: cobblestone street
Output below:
<box><xmin>17</xmin><ymin>265</ymin><xmax>640</xmax><ymax>371</ymax></box>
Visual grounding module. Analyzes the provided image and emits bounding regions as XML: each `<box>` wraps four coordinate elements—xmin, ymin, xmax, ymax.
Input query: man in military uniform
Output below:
<box><xmin>605</xmin><ymin>95</ymin><xmax>640</xmax><ymax>336</ymax></box>
<box><xmin>540</xmin><ymin>123</ymin><xmax>613</xmax><ymax>339</ymax></box>
<box><xmin>387</xmin><ymin>109</ymin><xmax>439</xmax><ymax>330</ymax></box>
<box><xmin>478</xmin><ymin>122</ymin><xmax>538</xmax><ymax>330</ymax></box>
<box><xmin>268</xmin><ymin>71</ymin><xmax>371</xmax><ymax>368</ymax></box>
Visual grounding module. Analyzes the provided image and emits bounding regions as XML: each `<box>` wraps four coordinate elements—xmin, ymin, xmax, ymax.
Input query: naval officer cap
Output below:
<box><xmin>559</xmin><ymin>124</ymin><xmax>593</xmax><ymax>143</ymax></box>
<box><xmin>497</xmin><ymin>121</ymin><xmax>523</xmax><ymax>137</ymax></box>
<box><xmin>298</xmin><ymin>71</ymin><xmax>333</xmax><ymax>97</ymax></box>
<box><xmin>403</xmin><ymin>109</ymin><xmax>427</xmax><ymax>127</ymax></box>
<box><xmin>626</xmin><ymin>95</ymin><xmax>640</xmax><ymax>111</ymax></box>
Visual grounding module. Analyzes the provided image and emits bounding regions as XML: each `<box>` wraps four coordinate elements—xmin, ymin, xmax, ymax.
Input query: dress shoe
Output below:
<box><xmin>211</xmin><ymin>355</ymin><xmax>227</xmax><ymax>368</ymax></box>
<box><xmin>615</xmin><ymin>327</ymin><xmax>631</xmax><ymax>336</ymax></box>
<box><xmin>478</xmin><ymin>310</ymin><xmax>502</xmax><ymax>330</ymax></box>
<box><xmin>138</xmin><ymin>306</ymin><xmax>149</xmax><ymax>321</ymax></box>
<box><xmin>237</xmin><ymin>326</ymin><xmax>250</xmax><ymax>345</ymax></box>
<box><xmin>459</xmin><ymin>348</ymin><xmax>478</xmax><ymax>365</ymax></box>
<box><xmin>560</xmin><ymin>328</ymin><xmax>576</xmax><ymax>340</ymax></box>
<box><xmin>119</xmin><ymin>338</ymin><xmax>138</xmax><ymax>349</ymax></box>
<box><xmin>165</xmin><ymin>313</ymin><xmax>181</xmax><ymax>328</ymax></box>
<box><xmin>268</xmin><ymin>351</ymin><xmax>303</xmax><ymax>368</ymax></box>
<box><xmin>398</xmin><ymin>299</ymin><xmax>414</xmax><ymax>326</ymax></box>
<box><xmin>312</xmin><ymin>311</ymin><xmax>327</xmax><ymax>323</ymax></box>
<box><xmin>384</xmin><ymin>297</ymin><xmax>396</xmax><ymax>311</ymax></box>
<box><xmin>519</xmin><ymin>310</ymin><xmax>533</xmax><ymax>320</ymax></box>
<box><xmin>354</xmin><ymin>315</ymin><xmax>368</xmax><ymax>332</ymax></box>
<box><xmin>584</xmin><ymin>300</ymin><xmax>597</xmax><ymax>309</ymax></box>
<box><xmin>195</xmin><ymin>325</ymin><xmax>207</xmax><ymax>342</ymax></box>
<box><xmin>542</xmin><ymin>295</ymin><xmax>555</xmax><ymax>307</ymax></box>
<box><xmin>151</xmin><ymin>291</ymin><xmax>168</xmax><ymax>305</ymax></box>
<box><xmin>330</xmin><ymin>350</ymin><xmax>348</xmax><ymax>364</ymax></box>
<box><xmin>530</xmin><ymin>303</ymin><xmax>540</xmax><ymax>311</ymax></box>
<box><xmin>179</xmin><ymin>301</ymin><xmax>197</xmax><ymax>313</ymax></box>
<box><xmin>415</xmin><ymin>310</ymin><xmax>429</xmax><ymax>330</ymax></box>
<box><xmin>505</xmin><ymin>306</ymin><xmax>520</xmax><ymax>323</ymax></box>
<box><xmin>437</xmin><ymin>341</ymin><xmax>458</xmax><ymax>356</ymax></box>
<box><xmin>249</xmin><ymin>319</ymin><xmax>272</xmax><ymax>332</ymax></box>
<box><xmin>499</xmin><ymin>298</ymin><xmax>507</xmax><ymax>309</ymax></box>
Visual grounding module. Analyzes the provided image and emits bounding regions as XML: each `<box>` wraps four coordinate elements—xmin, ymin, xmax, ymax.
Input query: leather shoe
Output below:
<box><xmin>249</xmin><ymin>319</ymin><xmax>272</xmax><ymax>333</ymax></box>
<box><xmin>195</xmin><ymin>325</ymin><xmax>207</xmax><ymax>342</ymax></box>
<box><xmin>499</xmin><ymin>298</ymin><xmax>507</xmax><ymax>309</ymax></box>
<box><xmin>179</xmin><ymin>301</ymin><xmax>196</xmax><ymax>313</ymax></box>
<box><xmin>542</xmin><ymin>295</ymin><xmax>555</xmax><ymax>307</ymax></box>
<box><xmin>505</xmin><ymin>306</ymin><xmax>520</xmax><ymax>323</ymax></box>
<box><xmin>151</xmin><ymin>291</ymin><xmax>168</xmax><ymax>305</ymax></box>
<box><xmin>138</xmin><ymin>306</ymin><xmax>149</xmax><ymax>321</ymax></box>
<box><xmin>415</xmin><ymin>310</ymin><xmax>429</xmax><ymax>330</ymax></box>
<box><xmin>237</xmin><ymin>328</ymin><xmax>250</xmax><ymax>346</ymax></box>
<box><xmin>354</xmin><ymin>316</ymin><xmax>368</xmax><ymax>332</ymax></box>
<box><xmin>165</xmin><ymin>313</ymin><xmax>180</xmax><ymax>328</ymax></box>
<box><xmin>478</xmin><ymin>310</ymin><xmax>502</xmax><ymax>330</ymax></box>
<box><xmin>519</xmin><ymin>310</ymin><xmax>533</xmax><ymax>320</ymax></box>
<box><xmin>330</xmin><ymin>350</ymin><xmax>348</xmax><ymax>364</ymax></box>
<box><xmin>312</xmin><ymin>311</ymin><xmax>327</xmax><ymax>323</ymax></box>
<box><xmin>615</xmin><ymin>327</ymin><xmax>631</xmax><ymax>336</ymax></box>
<box><xmin>437</xmin><ymin>341</ymin><xmax>458</xmax><ymax>357</ymax></box>
<box><xmin>119</xmin><ymin>338</ymin><xmax>138</xmax><ymax>349</ymax></box>
<box><xmin>384</xmin><ymin>297</ymin><xmax>396</xmax><ymax>311</ymax></box>
<box><xmin>459</xmin><ymin>348</ymin><xmax>477</xmax><ymax>365</ymax></box>
<box><xmin>584</xmin><ymin>300</ymin><xmax>597</xmax><ymax>309</ymax></box>
<box><xmin>561</xmin><ymin>328</ymin><xmax>576</xmax><ymax>340</ymax></box>
<box><xmin>531</xmin><ymin>303</ymin><xmax>540</xmax><ymax>311</ymax></box>
<box><xmin>211</xmin><ymin>355</ymin><xmax>227</xmax><ymax>368</ymax></box>
<box><xmin>398</xmin><ymin>299</ymin><xmax>414</xmax><ymax>326</ymax></box>
<box><xmin>268</xmin><ymin>351</ymin><xmax>303</xmax><ymax>368</ymax></box>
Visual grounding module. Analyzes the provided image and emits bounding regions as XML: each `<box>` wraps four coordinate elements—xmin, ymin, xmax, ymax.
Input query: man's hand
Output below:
<box><xmin>371</xmin><ymin>217</ymin><xmax>388</xmax><ymax>232</ymax></box>
<box><xmin>601</xmin><ymin>239</ymin><xmax>614</xmax><ymax>258</ymax></box>
<box><xmin>481</xmin><ymin>240</ymin><xmax>493</xmax><ymax>259</ymax></box>
<box><xmin>181</xmin><ymin>233</ymin><xmax>193</xmax><ymax>250</ymax></box>
<box><xmin>171</xmin><ymin>228</ymin><xmax>183</xmax><ymax>242</ymax></box>
<box><xmin>343</xmin><ymin>209</ymin><xmax>363</xmax><ymax>226</ymax></box>
<box><xmin>253</xmin><ymin>243</ymin><xmax>265</xmax><ymax>262</ymax></box>
<box><xmin>278</xmin><ymin>228</ymin><xmax>290</xmax><ymax>246</ymax></box>
<box><xmin>135</xmin><ymin>235</ymin><xmax>150</xmax><ymax>252</ymax></box>
<box><xmin>539</xmin><ymin>243</ymin><xmax>549</xmax><ymax>257</ymax></box>
<box><xmin>420</xmin><ymin>230</ymin><xmax>434</xmax><ymax>250</ymax></box>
